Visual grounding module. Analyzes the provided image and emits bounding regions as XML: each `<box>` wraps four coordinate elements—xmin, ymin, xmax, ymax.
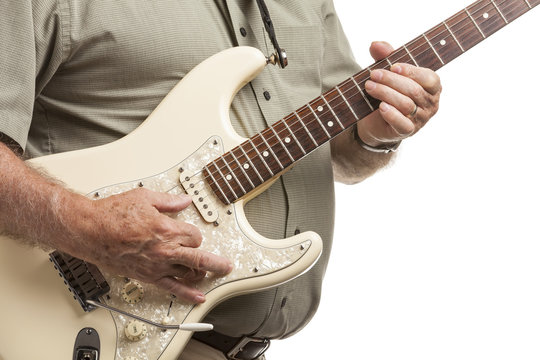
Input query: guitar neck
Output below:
<box><xmin>205</xmin><ymin>0</ymin><xmax>538</xmax><ymax>205</ymax></box>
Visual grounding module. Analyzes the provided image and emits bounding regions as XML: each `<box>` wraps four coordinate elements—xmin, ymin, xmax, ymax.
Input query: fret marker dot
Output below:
<box><xmin>226</xmin><ymin>174</ymin><xmax>232</xmax><ymax>181</ymax></box>
<box><xmin>440</xmin><ymin>39</ymin><xmax>446</xmax><ymax>46</ymax></box>
<box><xmin>327</xmin><ymin>121</ymin><xmax>334</xmax><ymax>128</ymax></box>
<box><xmin>285</xmin><ymin>137</ymin><xmax>291</xmax><ymax>143</ymax></box>
<box><xmin>243</xmin><ymin>163</ymin><xmax>250</xmax><ymax>169</ymax></box>
<box><xmin>263</xmin><ymin>151</ymin><xmax>269</xmax><ymax>157</ymax></box>
<box><xmin>483</xmin><ymin>12</ymin><xmax>489</xmax><ymax>19</ymax></box>
<box><xmin>317</xmin><ymin>106</ymin><xmax>324</xmax><ymax>112</ymax></box>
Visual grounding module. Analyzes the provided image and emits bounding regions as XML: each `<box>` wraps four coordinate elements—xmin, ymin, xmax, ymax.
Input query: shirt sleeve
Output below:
<box><xmin>320</xmin><ymin>0</ymin><xmax>362</xmax><ymax>92</ymax></box>
<box><xmin>0</xmin><ymin>0</ymin><xmax>67</xmax><ymax>151</ymax></box>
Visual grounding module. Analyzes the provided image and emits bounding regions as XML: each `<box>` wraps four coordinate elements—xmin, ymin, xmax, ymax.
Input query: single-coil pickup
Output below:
<box><xmin>179</xmin><ymin>171</ymin><xmax>219</xmax><ymax>223</ymax></box>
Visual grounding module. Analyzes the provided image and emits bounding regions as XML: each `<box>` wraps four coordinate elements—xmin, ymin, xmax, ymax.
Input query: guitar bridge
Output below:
<box><xmin>49</xmin><ymin>251</ymin><xmax>110</xmax><ymax>312</ymax></box>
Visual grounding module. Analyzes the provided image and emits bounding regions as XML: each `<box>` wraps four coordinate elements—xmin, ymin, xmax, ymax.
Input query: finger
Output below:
<box><xmin>148</xmin><ymin>190</ymin><xmax>192</xmax><ymax>213</ymax></box>
<box><xmin>365</xmin><ymin>77</ymin><xmax>418</xmax><ymax>117</ymax></box>
<box><xmin>391</xmin><ymin>63</ymin><xmax>441</xmax><ymax>95</ymax></box>
<box><xmin>147</xmin><ymin>214</ymin><xmax>203</xmax><ymax>248</ymax></box>
<box><xmin>155</xmin><ymin>276</ymin><xmax>206</xmax><ymax>303</ymax></box>
<box><xmin>379</xmin><ymin>102</ymin><xmax>416</xmax><ymax>137</ymax></box>
<box><xmin>173</xmin><ymin>247</ymin><xmax>233</xmax><ymax>275</ymax></box>
<box><xmin>173</xmin><ymin>265</ymin><xmax>207</xmax><ymax>282</ymax></box>
<box><xmin>369</xmin><ymin>41</ymin><xmax>394</xmax><ymax>61</ymax></box>
<box><xmin>174</xmin><ymin>221</ymin><xmax>203</xmax><ymax>248</ymax></box>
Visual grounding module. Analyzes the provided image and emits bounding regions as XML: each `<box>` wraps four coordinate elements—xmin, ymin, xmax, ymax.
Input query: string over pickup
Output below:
<box><xmin>178</xmin><ymin>136</ymin><xmax>226</xmax><ymax>224</ymax></box>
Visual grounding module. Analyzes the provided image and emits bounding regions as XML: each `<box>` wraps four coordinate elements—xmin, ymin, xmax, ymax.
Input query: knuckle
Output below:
<box><xmin>151</xmin><ymin>217</ymin><xmax>174</xmax><ymax>235</ymax></box>
<box><xmin>426</xmin><ymin>75</ymin><xmax>440</xmax><ymax>92</ymax></box>
<box><xmin>411</xmin><ymin>85</ymin><xmax>424</xmax><ymax>100</ymax></box>
<box><xmin>132</xmin><ymin>187</ymin><xmax>150</xmax><ymax>197</ymax></box>
<box><xmin>180</xmin><ymin>223</ymin><xmax>203</xmax><ymax>246</ymax></box>
<box><xmin>193</xmin><ymin>252</ymin><xmax>207</xmax><ymax>270</ymax></box>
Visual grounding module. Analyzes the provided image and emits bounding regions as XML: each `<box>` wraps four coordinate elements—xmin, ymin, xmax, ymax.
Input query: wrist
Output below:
<box><xmin>50</xmin><ymin>189</ymin><xmax>95</xmax><ymax>258</ymax></box>
<box><xmin>352</xmin><ymin>123</ymin><xmax>401</xmax><ymax>154</ymax></box>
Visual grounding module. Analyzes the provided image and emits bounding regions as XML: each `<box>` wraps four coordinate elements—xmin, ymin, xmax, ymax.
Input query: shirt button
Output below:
<box><xmin>280</xmin><ymin>297</ymin><xmax>288</xmax><ymax>308</ymax></box>
<box><xmin>240</xmin><ymin>27</ymin><xmax>247</xmax><ymax>37</ymax></box>
<box><xmin>263</xmin><ymin>91</ymin><xmax>271</xmax><ymax>101</ymax></box>
<box><xmin>294</xmin><ymin>228</ymin><xmax>300</xmax><ymax>235</ymax></box>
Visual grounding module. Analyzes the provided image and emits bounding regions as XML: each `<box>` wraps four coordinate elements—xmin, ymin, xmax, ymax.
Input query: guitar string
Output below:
<box><xmin>203</xmin><ymin>0</ymin><xmax>527</xmax><ymax>199</ymax></box>
<box><xmin>211</xmin><ymin>0</ymin><xmax>524</xmax><ymax>178</ymax></box>
<box><xmin>202</xmin><ymin>0</ymin><xmax>529</xmax><ymax>197</ymax></box>
<box><xmin>204</xmin><ymin>0</ymin><xmax>526</xmax><ymax>188</ymax></box>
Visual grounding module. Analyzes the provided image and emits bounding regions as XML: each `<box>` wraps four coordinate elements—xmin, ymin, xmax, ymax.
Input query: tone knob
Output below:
<box><xmin>124</xmin><ymin>320</ymin><xmax>147</xmax><ymax>342</ymax></box>
<box><xmin>121</xmin><ymin>281</ymin><xmax>144</xmax><ymax>304</ymax></box>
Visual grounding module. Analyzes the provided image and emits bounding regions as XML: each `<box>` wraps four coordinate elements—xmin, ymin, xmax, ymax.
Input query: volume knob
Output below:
<box><xmin>121</xmin><ymin>281</ymin><xmax>144</xmax><ymax>304</ymax></box>
<box><xmin>124</xmin><ymin>320</ymin><xmax>147</xmax><ymax>342</ymax></box>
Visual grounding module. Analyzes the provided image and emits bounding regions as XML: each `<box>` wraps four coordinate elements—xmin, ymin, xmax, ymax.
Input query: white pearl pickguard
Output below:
<box><xmin>94</xmin><ymin>136</ymin><xmax>314</xmax><ymax>360</ymax></box>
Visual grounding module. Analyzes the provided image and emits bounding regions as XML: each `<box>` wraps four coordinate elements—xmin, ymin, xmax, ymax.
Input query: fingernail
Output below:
<box><xmin>371</xmin><ymin>69</ymin><xmax>383</xmax><ymax>81</ymax></box>
<box><xmin>380</xmin><ymin>102</ymin><xmax>390</xmax><ymax>112</ymax></box>
<box><xmin>195</xmin><ymin>294</ymin><xmax>206</xmax><ymax>303</ymax></box>
<box><xmin>391</xmin><ymin>64</ymin><xmax>402</xmax><ymax>74</ymax></box>
<box><xmin>365</xmin><ymin>80</ymin><xmax>376</xmax><ymax>91</ymax></box>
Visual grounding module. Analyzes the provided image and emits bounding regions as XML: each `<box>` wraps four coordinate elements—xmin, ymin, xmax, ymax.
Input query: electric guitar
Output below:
<box><xmin>0</xmin><ymin>0</ymin><xmax>537</xmax><ymax>359</ymax></box>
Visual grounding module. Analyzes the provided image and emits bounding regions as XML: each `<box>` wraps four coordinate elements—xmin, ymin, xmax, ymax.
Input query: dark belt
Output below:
<box><xmin>192</xmin><ymin>330</ymin><xmax>270</xmax><ymax>360</ymax></box>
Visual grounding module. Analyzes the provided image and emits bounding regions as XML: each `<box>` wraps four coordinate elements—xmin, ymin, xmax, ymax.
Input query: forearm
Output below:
<box><xmin>330</xmin><ymin>126</ymin><xmax>395</xmax><ymax>185</ymax></box>
<box><xmin>0</xmin><ymin>142</ymin><xmax>88</xmax><ymax>253</ymax></box>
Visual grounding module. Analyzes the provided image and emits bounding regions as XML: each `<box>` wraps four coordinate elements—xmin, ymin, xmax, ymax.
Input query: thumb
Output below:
<box><xmin>150</xmin><ymin>192</ymin><xmax>192</xmax><ymax>213</ymax></box>
<box><xmin>369</xmin><ymin>41</ymin><xmax>394</xmax><ymax>61</ymax></box>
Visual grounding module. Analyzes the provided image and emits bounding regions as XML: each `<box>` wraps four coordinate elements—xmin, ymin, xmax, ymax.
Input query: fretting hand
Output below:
<box><xmin>357</xmin><ymin>41</ymin><xmax>442</xmax><ymax>147</ymax></box>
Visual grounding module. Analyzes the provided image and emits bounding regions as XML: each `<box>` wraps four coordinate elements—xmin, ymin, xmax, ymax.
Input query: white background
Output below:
<box><xmin>268</xmin><ymin>1</ymin><xmax>540</xmax><ymax>359</ymax></box>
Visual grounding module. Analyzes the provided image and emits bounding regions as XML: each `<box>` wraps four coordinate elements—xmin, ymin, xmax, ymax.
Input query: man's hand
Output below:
<box><xmin>0</xmin><ymin>142</ymin><xmax>232</xmax><ymax>304</ymax></box>
<box><xmin>358</xmin><ymin>41</ymin><xmax>442</xmax><ymax>147</ymax></box>
<box><xmin>65</xmin><ymin>188</ymin><xmax>233</xmax><ymax>304</ymax></box>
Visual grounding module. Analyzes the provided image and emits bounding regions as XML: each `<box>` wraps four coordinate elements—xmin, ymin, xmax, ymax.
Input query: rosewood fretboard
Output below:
<box><xmin>204</xmin><ymin>0</ymin><xmax>538</xmax><ymax>205</ymax></box>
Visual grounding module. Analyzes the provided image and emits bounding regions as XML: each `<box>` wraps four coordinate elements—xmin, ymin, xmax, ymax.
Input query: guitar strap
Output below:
<box><xmin>254</xmin><ymin>0</ymin><xmax>288</xmax><ymax>68</ymax></box>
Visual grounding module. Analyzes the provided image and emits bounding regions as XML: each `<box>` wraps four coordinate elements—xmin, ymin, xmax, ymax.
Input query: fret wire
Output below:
<box><xmin>224</xmin><ymin>157</ymin><xmax>247</xmax><ymax>195</ymax></box>
<box><xmin>209</xmin><ymin>0</ymin><xmax>532</xmax><ymax>186</ymax></box>
<box><xmin>311</xmin><ymin>1</ymin><xmax>528</xmax><ymax>151</ymax></box>
<box><xmin>213</xmin><ymin>159</ymin><xmax>239</xmax><ymax>199</ymax></box>
<box><xmin>490</xmin><ymin>0</ymin><xmax>509</xmax><ymax>23</ymax></box>
<box><xmin>498</xmin><ymin>0</ymin><xmax>529</xmax><ymax>19</ymax></box>
<box><xmin>307</xmin><ymin>104</ymin><xmax>331</xmax><ymax>139</ymax></box>
<box><xmin>248</xmin><ymin>138</ymin><xmax>274</xmax><ymax>176</ymax></box>
<box><xmin>282</xmin><ymin>119</ymin><xmax>307</xmax><ymax>155</ymax></box>
<box><xmin>258</xmin><ymin>133</ymin><xmax>284</xmax><ymax>170</ymax></box>
<box><xmin>465</xmin><ymin>7</ymin><xmax>486</xmax><ymax>38</ymax></box>
<box><xmin>296</xmin><ymin>1</ymin><xmax>525</xmax><ymax>152</ymax></box>
<box><xmin>386</xmin><ymin>57</ymin><xmax>393</xmax><ymax>66</ymax></box>
<box><xmin>295</xmin><ymin>111</ymin><xmax>319</xmax><ymax>146</ymax></box>
<box><xmin>239</xmin><ymin>144</ymin><xmax>265</xmax><ymax>182</ymax></box>
<box><xmin>395</xmin><ymin>0</ymin><xmax>528</xmax><ymax>73</ymax></box>
<box><xmin>230</xmin><ymin>151</ymin><xmax>255</xmax><ymax>189</ymax></box>
<box><xmin>205</xmin><ymin>164</ymin><xmax>231</xmax><ymax>204</ymax></box>
<box><xmin>422</xmin><ymin>33</ymin><xmax>445</xmax><ymax>65</ymax></box>
<box><xmin>332</xmin><ymin>0</ymin><xmax>522</xmax><ymax>134</ymax></box>
<box><xmin>321</xmin><ymin>94</ymin><xmax>345</xmax><ymax>130</ymax></box>
<box><xmin>350</xmin><ymin>76</ymin><xmax>375</xmax><ymax>111</ymax></box>
<box><xmin>525</xmin><ymin>0</ymin><xmax>532</xmax><ymax>8</ymax></box>
<box><xmin>443</xmin><ymin>20</ymin><xmax>465</xmax><ymax>52</ymax></box>
<box><xmin>336</xmin><ymin>85</ymin><xmax>359</xmax><ymax>120</ymax></box>
<box><xmin>403</xmin><ymin>44</ymin><xmax>420</xmax><ymax>66</ymax></box>
<box><xmin>269</xmin><ymin>125</ymin><xmax>295</xmax><ymax>162</ymax></box>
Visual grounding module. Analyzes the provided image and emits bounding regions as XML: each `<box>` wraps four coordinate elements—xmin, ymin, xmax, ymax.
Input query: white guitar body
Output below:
<box><xmin>0</xmin><ymin>47</ymin><xmax>323</xmax><ymax>360</ymax></box>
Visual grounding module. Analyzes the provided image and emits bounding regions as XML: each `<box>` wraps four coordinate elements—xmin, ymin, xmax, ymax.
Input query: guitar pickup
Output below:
<box><xmin>49</xmin><ymin>251</ymin><xmax>110</xmax><ymax>312</ymax></box>
<box><xmin>179</xmin><ymin>171</ymin><xmax>219</xmax><ymax>224</ymax></box>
